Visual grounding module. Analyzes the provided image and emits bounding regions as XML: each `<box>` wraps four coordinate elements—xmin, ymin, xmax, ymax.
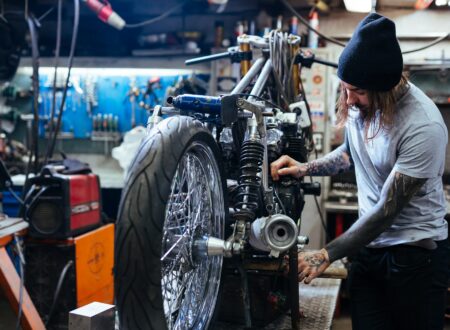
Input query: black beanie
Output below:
<box><xmin>337</xmin><ymin>13</ymin><xmax>403</xmax><ymax>92</ymax></box>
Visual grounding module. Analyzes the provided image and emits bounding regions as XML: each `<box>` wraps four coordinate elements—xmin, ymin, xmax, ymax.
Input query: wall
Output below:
<box><xmin>319</xmin><ymin>9</ymin><xmax>450</xmax><ymax>63</ymax></box>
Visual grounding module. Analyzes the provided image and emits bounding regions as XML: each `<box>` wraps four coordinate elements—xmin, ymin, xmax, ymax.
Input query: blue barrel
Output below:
<box><xmin>3</xmin><ymin>187</ymin><xmax>22</xmax><ymax>217</ymax></box>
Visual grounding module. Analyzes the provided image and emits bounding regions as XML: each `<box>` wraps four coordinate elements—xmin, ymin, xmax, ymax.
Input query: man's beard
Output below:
<box><xmin>349</xmin><ymin>104</ymin><xmax>370</xmax><ymax>116</ymax></box>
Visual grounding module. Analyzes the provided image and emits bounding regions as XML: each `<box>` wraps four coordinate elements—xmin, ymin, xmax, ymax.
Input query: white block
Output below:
<box><xmin>69</xmin><ymin>302</ymin><xmax>115</xmax><ymax>330</ymax></box>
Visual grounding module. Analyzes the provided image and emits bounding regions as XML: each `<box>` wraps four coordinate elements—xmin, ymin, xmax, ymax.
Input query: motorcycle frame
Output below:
<box><xmin>150</xmin><ymin>37</ymin><xmax>305</xmax><ymax>329</ymax></box>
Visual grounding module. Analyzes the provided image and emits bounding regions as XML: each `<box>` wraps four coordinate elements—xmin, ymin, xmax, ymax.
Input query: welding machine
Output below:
<box><xmin>23</xmin><ymin>165</ymin><xmax>102</xmax><ymax>239</ymax></box>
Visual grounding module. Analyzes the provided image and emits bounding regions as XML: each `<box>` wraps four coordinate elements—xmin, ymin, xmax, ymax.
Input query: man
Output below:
<box><xmin>271</xmin><ymin>13</ymin><xmax>448</xmax><ymax>329</ymax></box>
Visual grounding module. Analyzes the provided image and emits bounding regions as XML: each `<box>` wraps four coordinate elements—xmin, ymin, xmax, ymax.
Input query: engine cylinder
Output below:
<box><xmin>249</xmin><ymin>214</ymin><xmax>299</xmax><ymax>256</ymax></box>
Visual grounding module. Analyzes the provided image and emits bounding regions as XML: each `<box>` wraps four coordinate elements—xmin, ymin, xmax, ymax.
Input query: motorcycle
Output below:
<box><xmin>114</xmin><ymin>31</ymin><xmax>340</xmax><ymax>330</ymax></box>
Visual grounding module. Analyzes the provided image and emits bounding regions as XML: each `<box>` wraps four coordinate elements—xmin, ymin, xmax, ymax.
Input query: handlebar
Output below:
<box><xmin>295</xmin><ymin>52</ymin><xmax>338</xmax><ymax>69</ymax></box>
<box><xmin>186</xmin><ymin>46</ymin><xmax>252</xmax><ymax>66</ymax></box>
<box><xmin>313</xmin><ymin>57</ymin><xmax>338</xmax><ymax>69</ymax></box>
<box><xmin>185</xmin><ymin>51</ymin><xmax>231</xmax><ymax>66</ymax></box>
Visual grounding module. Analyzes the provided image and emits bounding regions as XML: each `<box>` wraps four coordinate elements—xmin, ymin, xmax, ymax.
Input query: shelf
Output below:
<box><xmin>324</xmin><ymin>201</ymin><xmax>358</xmax><ymax>214</ymax></box>
<box><xmin>19</xmin><ymin>56</ymin><xmax>211</xmax><ymax>71</ymax></box>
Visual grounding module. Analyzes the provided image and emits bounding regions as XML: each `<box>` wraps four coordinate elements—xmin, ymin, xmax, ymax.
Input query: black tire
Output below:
<box><xmin>115</xmin><ymin>116</ymin><xmax>227</xmax><ymax>330</ymax></box>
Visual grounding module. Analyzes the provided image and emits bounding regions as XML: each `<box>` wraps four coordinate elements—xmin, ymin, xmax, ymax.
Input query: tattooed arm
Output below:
<box><xmin>307</xmin><ymin>143</ymin><xmax>353</xmax><ymax>176</ymax></box>
<box><xmin>326</xmin><ymin>171</ymin><xmax>426</xmax><ymax>261</ymax></box>
<box><xmin>270</xmin><ymin>143</ymin><xmax>353</xmax><ymax>181</ymax></box>
<box><xmin>297</xmin><ymin>170</ymin><xmax>426</xmax><ymax>283</ymax></box>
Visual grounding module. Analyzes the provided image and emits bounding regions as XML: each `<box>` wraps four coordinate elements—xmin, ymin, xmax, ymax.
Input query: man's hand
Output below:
<box><xmin>270</xmin><ymin>155</ymin><xmax>308</xmax><ymax>181</ymax></box>
<box><xmin>297</xmin><ymin>249</ymin><xmax>330</xmax><ymax>284</ymax></box>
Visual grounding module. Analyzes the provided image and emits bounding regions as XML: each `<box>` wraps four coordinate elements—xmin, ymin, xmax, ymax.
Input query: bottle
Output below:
<box><xmin>242</xmin><ymin>20</ymin><xmax>249</xmax><ymax>34</ymax></box>
<box><xmin>307</xmin><ymin>11</ymin><xmax>319</xmax><ymax>49</ymax></box>
<box><xmin>276</xmin><ymin>15</ymin><xmax>283</xmax><ymax>30</ymax></box>
<box><xmin>235</xmin><ymin>21</ymin><xmax>244</xmax><ymax>38</ymax></box>
<box><xmin>249</xmin><ymin>20</ymin><xmax>256</xmax><ymax>35</ymax></box>
<box><xmin>290</xmin><ymin>16</ymin><xmax>298</xmax><ymax>35</ymax></box>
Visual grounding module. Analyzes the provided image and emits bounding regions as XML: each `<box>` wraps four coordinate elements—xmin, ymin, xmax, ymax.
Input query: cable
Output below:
<box><xmin>13</xmin><ymin>234</ymin><xmax>25</xmax><ymax>330</ymax></box>
<box><xmin>268</xmin><ymin>30</ymin><xmax>293</xmax><ymax>106</ymax></box>
<box><xmin>47</xmin><ymin>0</ymin><xmax>79</xmax><ymax>161</ymax></box>
<box><xmin>282</xmin><ymin>0</ymin><xmax>448</xmax><ymax>55</ymax></box>
<box><xmin>297</xmin><ymin>68</ymin><xmax>314</xmax><ymax>151</ymax></box>
<box><xmin>25</xmin><ymin>15</ymin><xmax>40</xmax><ymax>175</ymax></box>
<box><xmin>296</xmin><ymin>63</ymin><xmax>329</xmax><ymax>240</ymax></box>
<box><xmin>309</xmin><ymin>147</ymin><xmax>330</xmax><ymax>242</ymax></box>
<box><xmin>401</xmin><ymin>33</ymin><xmax>450</xmax><ymax>54</ymax></box>
<box><xmin>309</xmin><ymin>175</ymin><xmax>331</xmax><ymax>242</ymax></box>
<box><xmin>124</xmin><ymin>0</ymin><xmax>188</xmax><ymax>29</ymax></box>
<box><xmin>7</xmin><ymin>186</ymin><xmax>24</xmax><ymax>206</ymax></box>
<box><xmin>0</xmin><ymin>0</ymin><xmax>5</xmax><ymax>23</ymax></box>
<box><xmin>280</xmin><ymin>0</ymin><xmax>346</xmax><ymax>47</ymax></box>
<box><xmin>24</xmin><ymin>0</ymin><xmax>28</xmax><ymax>19</ymax></box>
<box><xmin>45</xmin><ymin>260</ymin><xmax>74</xmax><ymax>326</ymax></box>
<box><xmin>273</xmin><ymin>187</ymin><xmax>287</xmax><ymax>215</ymax></box>
<box><xmin>24</xmin><ymin>186</ymin><xmax>49</xmax><ymax>221</ymax></box>
<box><xmin>44</xmin><ymin>0</ymin><xmax>62</xmax><ymax>164</ymax></box>
<box><xmin>19</xmin><ymin>184</ymin><xmax>36</xmax><ymax>218</ymax></box>
<box><xmin>37</xmin><ymin>6</ymin><xmax>54</xmax><ymax>22</ymax></box>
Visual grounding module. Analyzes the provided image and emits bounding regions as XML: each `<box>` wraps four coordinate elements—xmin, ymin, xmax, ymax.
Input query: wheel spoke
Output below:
<box><xmin>161</xmin><ymin>141</ymin><xmax>224</xmax><ymax>329</ymax></box>
<box><xmin>160</xmin><ymin>232</ymin><xmax>189</xmax><ymax>261</ymax></box>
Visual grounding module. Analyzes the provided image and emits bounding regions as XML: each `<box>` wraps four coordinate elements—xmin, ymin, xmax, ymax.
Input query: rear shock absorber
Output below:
<box><xmin>235</xmin><ymin>139</ymin><xmax>264</xmax><ymax>218</ymax></box>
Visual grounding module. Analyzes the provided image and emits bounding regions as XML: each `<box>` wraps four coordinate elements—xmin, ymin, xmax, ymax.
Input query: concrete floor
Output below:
<box><xmin>2</xmin><ymin>291</ymin><xmax>450</xmax><ymax>330</ymax></box>
<box><xmin>332</xmin><ymin>315</ymin><xmax>450</xmax><ymax>330</ymax></box>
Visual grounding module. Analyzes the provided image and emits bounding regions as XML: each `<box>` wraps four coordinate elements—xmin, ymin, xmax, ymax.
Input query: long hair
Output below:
<box><xmin>336</xmin><ymin>74</ymin><xmax>409</xmax><ymax>141</ymax></box>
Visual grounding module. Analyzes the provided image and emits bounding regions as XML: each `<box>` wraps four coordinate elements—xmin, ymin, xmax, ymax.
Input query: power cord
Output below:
<box><xmin>401</xmin><ymin>33</ymin><xmax>450</xmax><ymax>54</ymax></box>
<box><xmin>44</xmin><ymin>0</ymin><xmax>62</xmax><ymax>165</ymax></box>
<box><xmin>46</xmin><ymin>0</ymin><xmax>79</xmax><ymax>161</ymax></box>
<box><xmin>309</xmin><ymin>174</ymin><xmax>331</xmax><ymax>242</ymax></box>
<box><xmin>25</xmin><ymin>15</ymin><xmax>40</xmax><ymax>176</ymax></box>
<box><xmin>124</xmin><ymin>0</ymin><xmax>188</xmax><ymax>29</ymax></box>
<box><xmin>13</xmin><ymin>234</ymin><xmax>25</xmax><ymax>330</ymax></box>
<box><xmin>37</xmin><ymin>6</ymin><xmax>54</xmax><ymax>22</ymax></box>
<box><xmin>298</xmin><ymin>68</ymin><xmax>330</xmax><ymax>241</ymax></box>
<box><xmin>281</xmin><ymin>0</ymin><xmax>449</xmax><ymax>54</ymax></box>
<box><xmin>23</xmin><ymin>186</ymin><xmax>50</xmax><ymax>221</ymax></box>
<box><xmin>7</xmin><ymin>185</ymin><xmax>24</xmax><ymax>206</ymax></box>
<box><xmin>45</xmin><ymin>260</ymin><xmax>74</xmax><ymax>327</ymax></box>
<box><xmin>280</xmin><ymin>0</ymin><xmax>346</xmax><ymax>47</ymax></box>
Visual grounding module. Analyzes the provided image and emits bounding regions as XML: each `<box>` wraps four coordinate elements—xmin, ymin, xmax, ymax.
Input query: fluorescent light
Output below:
<box><xmin>18</xmin><ymin>67</ymin><xmax>195</xmax><ymax>77</ymax></box>
<box><xmin>435</xmin><ymin>0</ymin><xmax>446</xmax><ymax>5</ymax></box>
<box><xmin>343</xmin><ymin>0</ymin><xmax>372</xmax><ymax>12</ymax></box>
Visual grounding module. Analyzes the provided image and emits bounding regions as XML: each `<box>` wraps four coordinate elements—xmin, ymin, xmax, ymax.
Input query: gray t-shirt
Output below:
<box><xmin>345</xmin><ymin>83</ymin><xmax>448</xmax><ymax>248</ymax></box>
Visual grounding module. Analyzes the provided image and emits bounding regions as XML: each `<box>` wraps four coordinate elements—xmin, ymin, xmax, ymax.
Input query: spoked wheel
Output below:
<box><xmin>115</xmin><ymin>116</ymin><xmax>227</xmax><ymax>330</ymax></box>
<box><xmin>162</xmin><ymin>140</ymin><xmax>225</xmax><ymax>329</ymax></box>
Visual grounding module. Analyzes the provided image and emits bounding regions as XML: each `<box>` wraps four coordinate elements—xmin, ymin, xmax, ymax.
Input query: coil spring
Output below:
<box><xmin>235</xmin><ymin>140</ymin><xmax>264</xmax><ymax>213</ymax></box>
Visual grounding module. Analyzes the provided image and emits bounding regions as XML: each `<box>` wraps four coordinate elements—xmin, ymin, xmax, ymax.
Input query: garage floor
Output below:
<box><xmin>2</xmin><ymin>289</ymin><xmax>450</xmax><ymax>329</ymax></box>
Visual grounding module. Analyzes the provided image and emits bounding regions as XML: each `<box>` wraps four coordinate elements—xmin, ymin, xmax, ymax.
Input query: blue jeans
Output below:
<box><xmin>348</xmin><ymin>239</ymin><xmax>449</xmax><ymax>330</ymax></box>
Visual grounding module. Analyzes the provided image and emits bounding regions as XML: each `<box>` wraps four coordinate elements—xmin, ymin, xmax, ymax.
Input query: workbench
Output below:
<box><xmin>0</xmin><ymin>217</ymin><xmax>45</xmax><ymax>330</ymax></box>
